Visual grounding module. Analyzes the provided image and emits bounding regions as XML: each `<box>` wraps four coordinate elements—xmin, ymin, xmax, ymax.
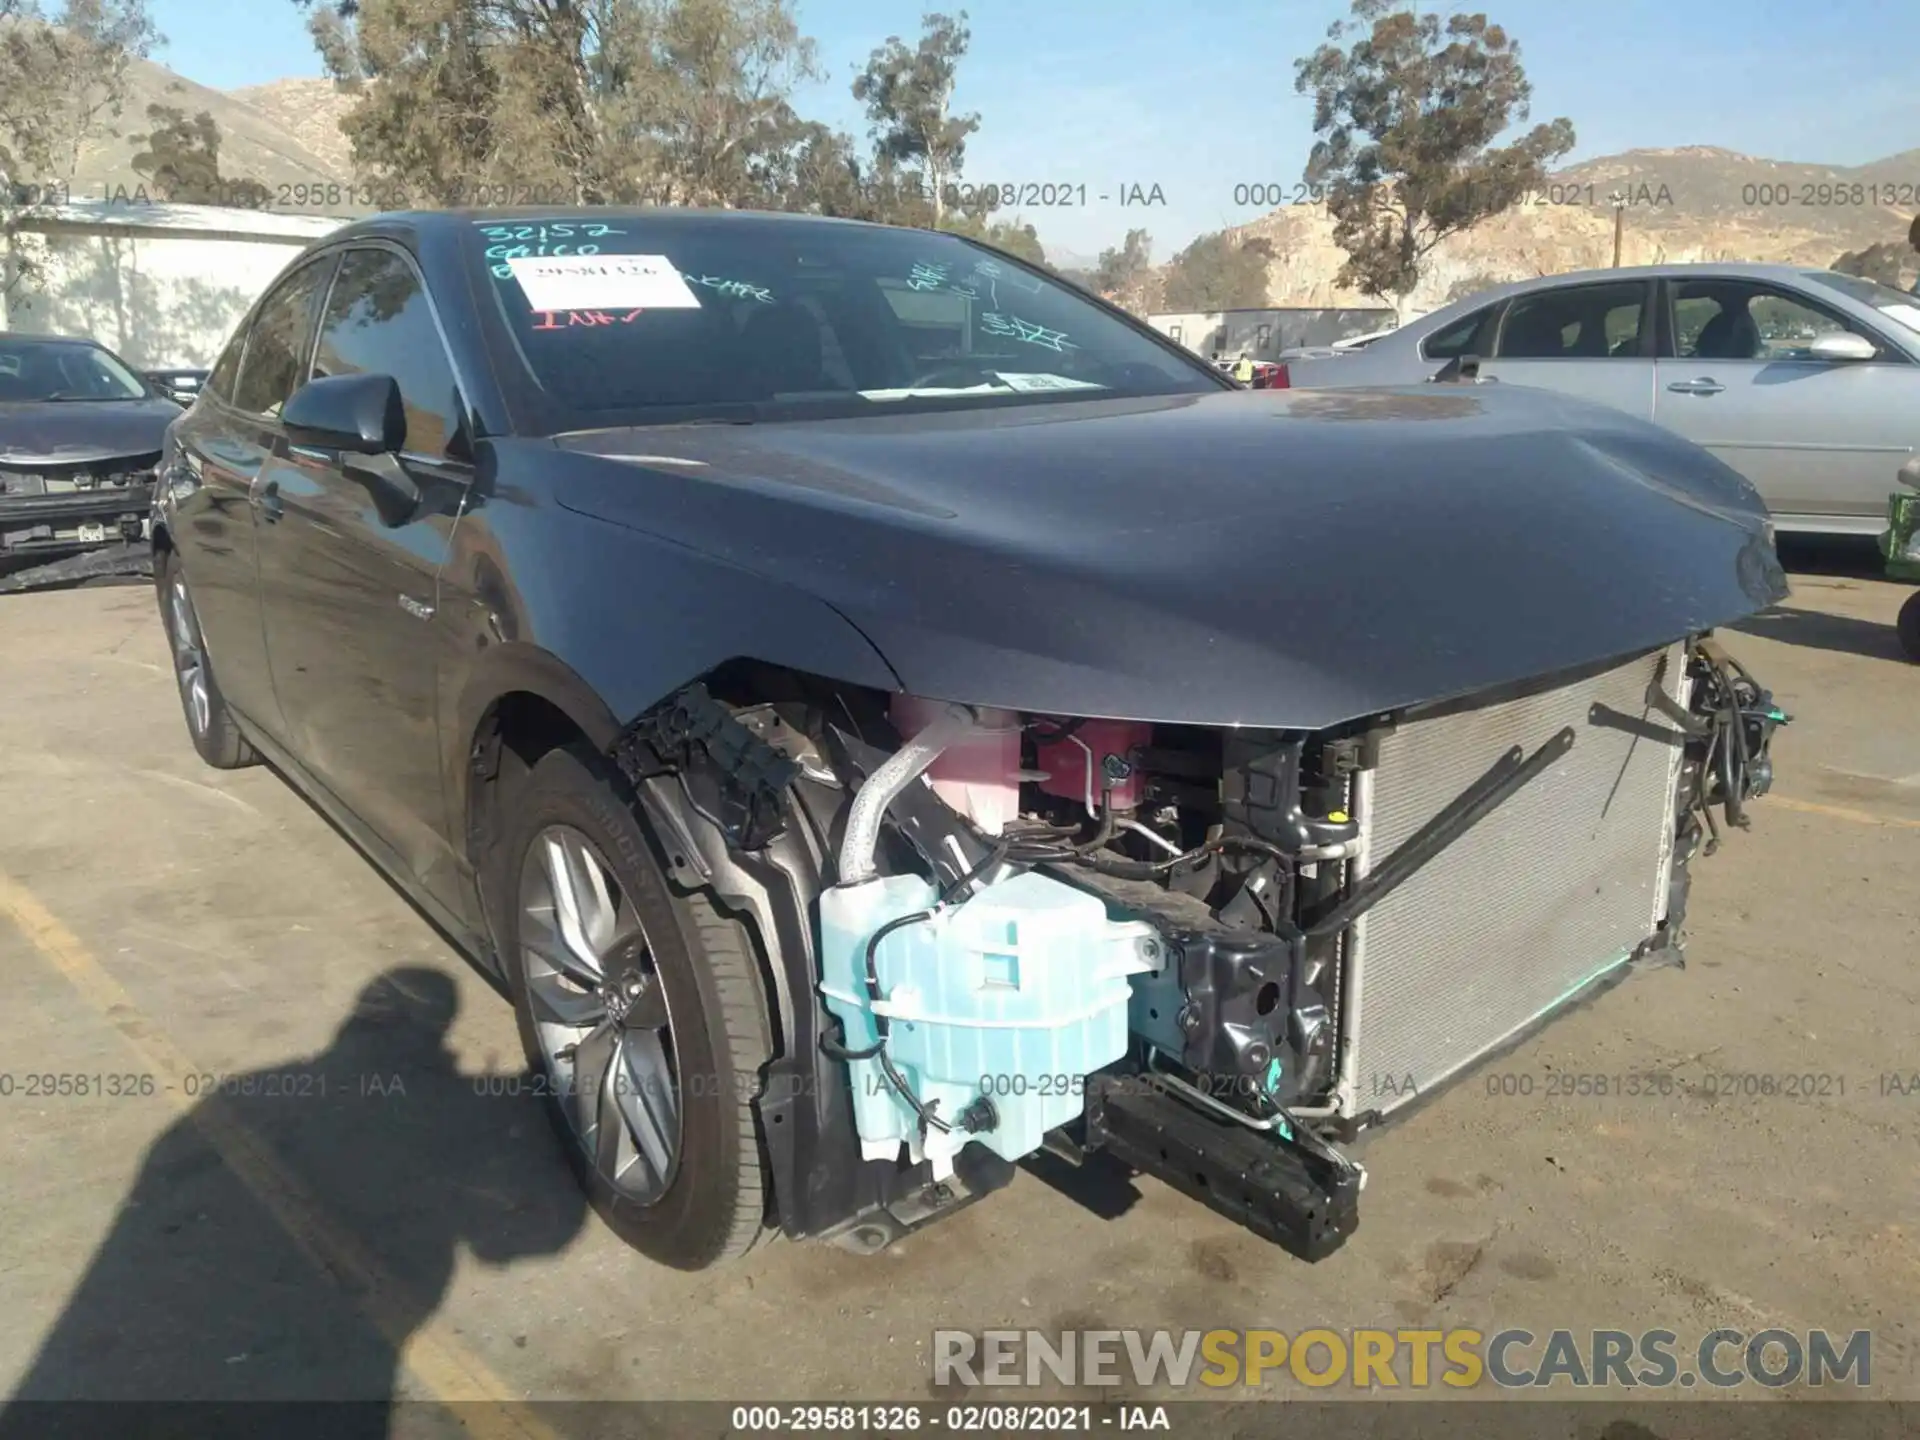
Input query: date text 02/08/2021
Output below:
<box><xmin>728</xmin><ymin>1404</ymin><xmax>1171</xmax><ymax>1433</ymax></box>
<box><xmin>933</xmin><ymin>182</ymin><xmax>1167</xmax><ymax>209</ymax></box>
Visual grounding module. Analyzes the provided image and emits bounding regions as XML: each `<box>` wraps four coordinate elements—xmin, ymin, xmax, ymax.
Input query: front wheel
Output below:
<box><xmin>1898</xmin><ymin>589</ymin><xmax>1920</xmax><ymax>662</ymax></box>
<box><xmin>155</xmin><ymin>548</ymin><xmax>257</xmax><ymax>769</ymax></box>
<box><xmin>487</xmin><ymin>746</ymin><xmax>775</xmax><ymax>1270</ymax></box>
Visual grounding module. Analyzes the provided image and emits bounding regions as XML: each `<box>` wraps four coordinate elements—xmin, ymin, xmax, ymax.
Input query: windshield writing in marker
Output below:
<box><xmin>483</xmin><ymin>222</ymin><xmax>630</xmax><ymax>277</ymax></box>
<box><xmin>981</xmin><ymin>312</ymin><xmax>1077</xmax><ymax>352</ymax></box>
<box><xmin>476</xmin><ymin>222</ymin><xmax>628</xmax><ymax>240</ymax></box>
<box><xmin>907</xmin><ymin>261</ymin><xmax>951</xmax><ymax>292</ymax></box>
<box><xmin>530</xmin><ymin>309</ymin><xmax>648</xmax><ymax>329</ymax></box>
<box><xmin>681</xmin><ymin>274</ymin><xmax>775</xmax><ymax>303</ymax></box>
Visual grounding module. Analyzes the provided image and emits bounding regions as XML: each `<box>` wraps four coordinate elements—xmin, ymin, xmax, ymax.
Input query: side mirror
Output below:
<box><xmin>283</xmin><ymin>372</ymin><xmax>408</xmax><ymax>454</ymax></box>
<box><xmin>1808</xmin><ymin>332</ymin><xmax>1877</xmax><ymax>363</ymax></box>
<box><xmin>283</xmin><ymin>372</ymin><xmax>420</xmax><ymax>524</ymax></box>
<box><xmin>1430</xmin><ymin>353</ymin><xmax>1484</xmax><ymax>384</ymax></box>
<box><xmin>143</xmin><ymin>369</ymin><xmax>207</xmax><ymax>404</ymax></box>
<box><xmin>1898</xmin><ymin>456</ymin><xmax>1920</xmax><ymax>491</ymax></box>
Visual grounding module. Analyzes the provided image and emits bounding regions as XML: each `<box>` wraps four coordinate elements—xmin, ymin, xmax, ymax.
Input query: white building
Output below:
<box><xmin>1148</xmin><ymin>306</ymin><xmax>1396</xmax><ymax>362</ymax></box>
<box><xmin>2</xmin><ymin>200</ymin><xmax>349</xmax><ymax>369</ymax></box>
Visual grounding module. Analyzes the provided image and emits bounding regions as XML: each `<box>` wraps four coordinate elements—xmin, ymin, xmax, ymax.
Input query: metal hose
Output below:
<box><xmin>837</xmin><ymin>700</ymin><xmax>978</xmax><ymax>885</ymax></box>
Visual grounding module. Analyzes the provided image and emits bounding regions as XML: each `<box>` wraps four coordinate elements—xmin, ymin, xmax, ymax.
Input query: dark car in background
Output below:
<box><xmin>0</xmin><ymin>332</ymin><xmax>182</xmax><ymax>584</ymax></box>
<box><xmin>151</xmin><ymin>208</ymin><xmax>1785</xmax><ymax>1274</ymax></box>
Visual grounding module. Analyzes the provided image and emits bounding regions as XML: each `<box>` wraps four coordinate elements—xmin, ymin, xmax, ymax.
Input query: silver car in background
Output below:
<box><xmin>1286</xmin><ymin>263</ymin><xmax>1920</xmax><ymax>537</ymax></box>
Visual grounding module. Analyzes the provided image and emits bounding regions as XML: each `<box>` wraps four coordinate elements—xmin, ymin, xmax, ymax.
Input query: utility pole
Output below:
<box><xmin>1609</xmin><ymin>191</ymin><xmax>1626</xmax><ymax>268</ymax></box>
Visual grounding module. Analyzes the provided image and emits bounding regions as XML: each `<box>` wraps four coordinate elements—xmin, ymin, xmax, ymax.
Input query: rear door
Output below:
<box><xmin>1291</xmin><ymin>301</ymin><xmax>1500</xmax><ymax>388</ymax></box>
<box><xmin>1475</xmin><ymin>279</ymin><xmax>1658</xmax><ymax>420</ymax></box>
<box><xmin>1652</xmin><ymin>276</ymin><xmax>1914</xmax><ymax>528</ymax></box>
<box><xmin>1417</xmin><ymin>301</ymin><xmax>1502</xmax><ymax>374</ymax></box>
<box><xmin>168</xmin><ymin>252</ymin><xmax>337</xmax><ymax>739</ymax></box>
<box><xmin>253</xmin><ymin>243</ymin><xmax>476</xmax><ymax>904</ymax></box>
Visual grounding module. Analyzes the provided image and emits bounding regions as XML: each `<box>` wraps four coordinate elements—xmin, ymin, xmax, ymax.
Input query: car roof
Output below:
<box><xmin>1401</xmin><ymin>261</ymin><xmax>1878</xmax><ymax>338</ymax></box>
<box><xmin>1445</xmin><ymin>261</ymin><xmax>1834</xmax><ymax>309</ymax></box>
<box><xmin>322</xmin><ymin>206</ymin><xmax>907</xmax><ymax>248</ymax></box>
<box><xmin>0</xmin><ymin>330</ymin><xmax>107</xmax><ymax>347</ymax></box>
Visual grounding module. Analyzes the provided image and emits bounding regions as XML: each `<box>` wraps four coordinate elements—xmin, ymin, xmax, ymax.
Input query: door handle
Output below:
<box><xmin>1666</xmin><ymin>378</ymin><xmax>1725</xmax><ymax>396</ymax></box>
<box><xmin>253</xmin><ymin>478</ymin><xmax>284</xmax><ymax>522</ymax></box>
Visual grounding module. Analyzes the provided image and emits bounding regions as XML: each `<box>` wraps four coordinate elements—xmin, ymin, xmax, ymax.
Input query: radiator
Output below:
<box><xmin>1336</xmin><ymin>644</ymin><xmax>1689</xmax><ymax>1117</ymax></box>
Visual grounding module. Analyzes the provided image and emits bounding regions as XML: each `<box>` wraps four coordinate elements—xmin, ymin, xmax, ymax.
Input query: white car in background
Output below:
<box><xmin>1285</xmin><ymin>263</ymin><xmax>1920</xmax><ymax>537</ymax></box>
<box><xmin>1277</xmin><ymin>324</ymin><xmax>1403</xmax><ymax>361</ymax></box>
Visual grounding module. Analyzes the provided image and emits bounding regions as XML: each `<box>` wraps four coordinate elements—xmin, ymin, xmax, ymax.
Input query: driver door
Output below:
<box><xmin>1652</xmin><ymin>277</ymin><xmax>1913</xmax><ymax>527</ymax></box>
<box><xmin>253</xmin><ymin>243</ymin><xmax>476</xmax><ymax>905</ymax></box>
<box><xmin>167</xmin><ymin>253</ymin><xmax>337</xmax><ymax>743</ymax></box>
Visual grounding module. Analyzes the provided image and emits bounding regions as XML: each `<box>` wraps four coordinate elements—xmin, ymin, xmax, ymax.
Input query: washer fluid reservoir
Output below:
<box><xmin>818</xmin><ymin>869</ymin><xmax>1162</xmax><ymax>1180</ymax></box>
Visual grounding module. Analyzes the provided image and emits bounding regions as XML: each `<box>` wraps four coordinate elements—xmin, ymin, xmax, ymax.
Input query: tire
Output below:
<box><xmin>155</xmin><ymin>547</ymin><xmax>257</xmax><ymax>769</ymax></box>
<box><xmin>488</xmin><ymin>745</ymin><xmax>774</xmax><ymax>1270</ymax></box>
<box><xmin>1899</xmin><ymin>590</ymin><xmax>1920</xmax><ymax>663</ymax></box>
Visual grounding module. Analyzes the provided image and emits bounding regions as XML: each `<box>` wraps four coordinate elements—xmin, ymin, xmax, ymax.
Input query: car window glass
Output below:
<box><xmin>1423</xmin><ymin>305</ymin><xmax>1495</xmax><ymax>359</ymax></box>
<box><xmin>65</xmin><ymin>348</ymin><xmax>145</xmax><ymax>398</ymax></box>
<box><xmin>312</xmin><ymin>248</ymin><xmax>464</xmax><ymax>458</ymax></box>
<box><xmin>0</xmin><ymin>340</ymin><xmax>145</xmax><ymax>401</ymax></box>
<box><xmin>206</xmin><ymin>332</ymin><xmax>244</xmax><ymax>402</ymax></box>
<box><xmin>881</xmin><ymin>279</ymin><xmax>969</xmax><ymax>358</ymax></box>
<box><xmin>1799</xmin><ymin>269</ymin><xmax>1920</xmax><ymax>336</ymax></box>
<box><xmin>735</xmin><ymin>287</ymin><xmax>860</xmax><ymax>391</ymax></box>
<box><xmin>232</xmin><ymin>258</ymin><xmax>333</xmax><ymax>417</ymax></box>
<box><xmin>1673</xmin><ymin>280</ymin><xmax>1861</xmax><ymax>361</ymax></box>
<box><xmin>473</xmin><ymin>218</ymin><xmax>1219</xmax><ymax>427</ymax></box>
<box><xmin>1495</xmin><ymin>283</ymin><xmax>1646</xmax><ymax>359</ymax></box>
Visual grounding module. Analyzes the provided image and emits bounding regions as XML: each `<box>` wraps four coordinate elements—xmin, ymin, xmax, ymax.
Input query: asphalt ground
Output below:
<box><xmin>0</xmin><ymin>547</ymin><xmax>1915</xmax><ymax>1429</ymax></box>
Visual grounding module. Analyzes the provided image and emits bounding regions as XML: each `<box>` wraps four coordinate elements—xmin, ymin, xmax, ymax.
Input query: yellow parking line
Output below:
<box><xmin>0</xmin><ymin>869</ymin><xmax>559</xmax><ymax>1440</ymax></box>
<box><xmin>1770</xmin><ymin>795</ymin><xmax>1920</xmax><ymax>831</ymax></box>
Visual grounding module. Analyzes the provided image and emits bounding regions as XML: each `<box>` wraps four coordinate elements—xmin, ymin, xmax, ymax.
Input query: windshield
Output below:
<box><xmin>0</xmin><ymin>339</ymin><xmax>148</xmax><ymax>402</ymax></box>
<box><xmin>1800</xmin><ymin>270</ymin><xmax>1920</xmax><ymax>336</ymax></box>
<box><xmin>471</xmin><ymin>215</ymin><xmax>1223</xmax><ymax>427</ymax></box>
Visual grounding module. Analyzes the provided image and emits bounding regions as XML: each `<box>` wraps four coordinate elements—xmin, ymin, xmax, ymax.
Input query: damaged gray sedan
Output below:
<box><xmin>151</xmin><ymin>209</ymin><xmax>1789</xmax><ymax>1270</ymax></box>
<box><xmin>0</xmin><ymin>332</ymin><xmax>181</xmax><ymax>587</ymax></box>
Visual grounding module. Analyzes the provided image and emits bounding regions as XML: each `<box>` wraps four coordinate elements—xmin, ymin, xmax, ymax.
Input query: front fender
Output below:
<box><xmin>437</xmin><ymin>479</ymin><xmax>904</xmax><ymax>857</ymax></box>
<box><xmin>450</xmin><ymin>640</ymin><xmax>625</xmax><ymax>759</ymax></box>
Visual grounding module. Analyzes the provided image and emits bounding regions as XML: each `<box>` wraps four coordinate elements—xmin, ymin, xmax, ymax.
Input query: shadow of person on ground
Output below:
<box><xmin>0</xmin><ymin>965</ymin><xmax>587</xmax><ymax>1440</ymax></box>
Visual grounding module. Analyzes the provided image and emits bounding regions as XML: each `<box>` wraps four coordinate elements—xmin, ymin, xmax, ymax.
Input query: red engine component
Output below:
<box><xmin>1033</xmin><ymin>720</ymin><xmax>1153</xmax><ymax>812</ymax></box>
<box><xmin>891</xmin><ymin>695</ymin><xmax>1023</xmax><ymax>835</ymax></box>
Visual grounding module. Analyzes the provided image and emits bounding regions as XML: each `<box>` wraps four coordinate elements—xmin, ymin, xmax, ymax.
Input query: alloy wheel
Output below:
<box><xmin>516</xmin><ymin>824</ymin><xmax>683</xmax><ymax>1203</ymax></box>
<box><xmin>168</xmin><ymin>577</ymin><xmax>212</xmax><ymax>738</ymax></box>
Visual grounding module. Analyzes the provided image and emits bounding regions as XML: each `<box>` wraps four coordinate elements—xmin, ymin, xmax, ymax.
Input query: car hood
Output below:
<box><xmin>0</xmin><ymin>397</ymin><xmax>181</xmax><ymax>466</ymax></box>
<box><xmin>548</xmin><ymin>386</ymin><xmax>1787</xmax><ymax>730</ymax></box>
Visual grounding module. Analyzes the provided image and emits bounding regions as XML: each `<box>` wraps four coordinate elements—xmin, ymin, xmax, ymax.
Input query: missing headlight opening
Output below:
<box><xmin>615</xmin><ymin>643</ymin><xmax>1787</xmax><ymax>1261</ymax></box>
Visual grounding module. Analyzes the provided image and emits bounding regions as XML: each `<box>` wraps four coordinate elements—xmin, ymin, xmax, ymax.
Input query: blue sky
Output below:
<box><xmin>152</xmin><ymin>0</ymin><xmax>1919</xmax><ymax>262</ymax></box>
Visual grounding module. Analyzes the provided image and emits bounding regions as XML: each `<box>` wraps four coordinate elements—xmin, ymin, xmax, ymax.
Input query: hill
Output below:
<box><xmin>60</xmin><ymin>57</ymin><xmax>350</xmax><ymax>202</ymax></box>
<box><xmin>227</xmin><ymin>78</ymin><xmax>358</xmax><ymax>184</ymax></box>
<box><xmin>1143</xmin><ymin>146</ymin><xmax>1919</xmax><ymax>315</ymax></box>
